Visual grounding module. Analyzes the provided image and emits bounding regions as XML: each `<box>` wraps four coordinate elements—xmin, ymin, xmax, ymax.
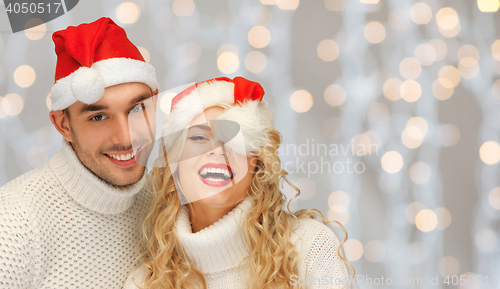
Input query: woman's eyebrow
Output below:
<box><xmin>188</xmin><ymin>124</ymin><xmax>210</xmax><ymax>132</ymax></box>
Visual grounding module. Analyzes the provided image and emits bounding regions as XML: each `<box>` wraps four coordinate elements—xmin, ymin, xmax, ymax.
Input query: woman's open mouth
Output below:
<box><xmin>198</xmin><ymin>163</ymin><xmax>234</xmax><ymax>187</ymax></box>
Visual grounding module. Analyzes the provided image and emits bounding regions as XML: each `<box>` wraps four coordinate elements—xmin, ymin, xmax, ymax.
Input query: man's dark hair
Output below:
<box><xmin>62</xmin><ymin>108</ymin><xmax>70</xmax><ymax>119</ymax></box>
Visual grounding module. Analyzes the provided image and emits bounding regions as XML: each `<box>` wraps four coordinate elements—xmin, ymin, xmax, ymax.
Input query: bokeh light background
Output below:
<box><xmin>1</xmin><ymin>0</ymin><xmax>500</xmax><ymax>287</ymax></box>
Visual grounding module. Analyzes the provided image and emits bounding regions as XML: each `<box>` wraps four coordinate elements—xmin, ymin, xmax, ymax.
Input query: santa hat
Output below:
<box><xmin>49</xmin><ymin>17</ymin><xmax>159</xmax><ymax>111</ymax></box>
<box><xmin>161</xmin><ymin>76</ymin><xmax>273</xmax><ymax>155</ymax></box>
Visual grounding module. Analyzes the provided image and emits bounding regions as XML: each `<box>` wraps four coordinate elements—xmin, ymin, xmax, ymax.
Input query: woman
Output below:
<box><xmin>124</xmin><ymin>77</ymin><xmax>356</xmax><ymax>289</ymax></box>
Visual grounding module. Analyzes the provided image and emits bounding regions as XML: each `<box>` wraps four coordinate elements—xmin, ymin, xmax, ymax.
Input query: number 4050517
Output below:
<box><xmin>5</xmin><ymin>2</ymin><xmax>62</xmax><ymax>14</ymax></box>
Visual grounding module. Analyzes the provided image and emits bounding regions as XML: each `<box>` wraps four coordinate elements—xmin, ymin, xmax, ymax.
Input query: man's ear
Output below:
<box><xmin>50</xmin><ymin>110</ymin><xmax>73</xmax><ymax>142</ymax></box>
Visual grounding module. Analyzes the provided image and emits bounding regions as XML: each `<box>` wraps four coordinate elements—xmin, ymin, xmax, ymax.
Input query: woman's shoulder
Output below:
<box><xmin>291</xmin><ymin>217</ymin><xmax>342</xmax><ymax>246</ymax></box>
<box><xmin>123</xmin><ymin>264</ymin><xmax>151</xmax><ymax>289</ymax></box>
<box><xmin>290</xmin><ymin>217</ymin><xmax>345</xmax><ymax>263</ymax></box>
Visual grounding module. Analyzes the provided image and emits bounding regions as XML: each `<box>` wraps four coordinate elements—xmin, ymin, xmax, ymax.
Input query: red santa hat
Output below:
<box><xmin>50</xmin><ymin>17</ymin><xmax>159</xmax><ymax>111</ymax></box>
<box><xmin>161</xmin><ymin>76</ymin><xmax>273</xmax><ymax>156</ymax></box>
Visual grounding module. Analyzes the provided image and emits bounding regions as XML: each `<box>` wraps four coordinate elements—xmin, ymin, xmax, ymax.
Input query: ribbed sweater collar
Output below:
<box><xmin>48</xmin><ymin>140</ymin><xmax>146</xmax><ymax>215</ymax></box>
<box><xmin>176</xmin><ymin>197</ymin><xmax>254</xmax><ymax>274</ymax></box>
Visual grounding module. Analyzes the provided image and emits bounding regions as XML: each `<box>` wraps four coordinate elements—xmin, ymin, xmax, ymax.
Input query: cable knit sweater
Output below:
<box><xmin>0</xmin><ymin>141</ymin><xmax>150</xmax><ymax>288</ymax></box>
<box><xmin>124</xmin><ymin>198</ymin><xmax>356</xmax><ymax>289</ymax></box>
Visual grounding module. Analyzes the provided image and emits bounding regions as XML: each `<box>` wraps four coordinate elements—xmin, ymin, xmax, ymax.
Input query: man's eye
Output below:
<box><xmin>130</xmin><ymin>104</ymin><xmax>144</xmax><ymax>114</ymax></box>
<box><xmin>91</xmin><ymin>115</ymin><xmax>107</xmax><ymax>121</ymax></box>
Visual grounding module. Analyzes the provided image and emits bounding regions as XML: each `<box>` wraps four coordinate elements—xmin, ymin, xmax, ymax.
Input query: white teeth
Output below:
<box><xmin>108</xmin><ymin>151</ymin><xmax>136</xmax><ymax>161</ymax></box>
<box><xmin>199</xmin><ymin>167</ymin><xmax>232</xmax><ymax>179</ymax></box>
<box><xmin>207</xmin><ymin>177</ymin><xmax>223</xmax><ymax>182</ymax></box>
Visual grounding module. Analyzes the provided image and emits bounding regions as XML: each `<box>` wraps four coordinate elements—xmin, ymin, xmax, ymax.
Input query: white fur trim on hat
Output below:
<box><xmin>50</xmin><ymin>58</ymin><xmax>159</xmax><ymax>111</ymax></box>
<box><xmin>161</xmin><ymin>80</ymin><xmax>272</xmax><ymax>156</ymax></box>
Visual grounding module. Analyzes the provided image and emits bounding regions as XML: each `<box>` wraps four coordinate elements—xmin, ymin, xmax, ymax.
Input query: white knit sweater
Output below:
<box><xmin>0</xmin><ymin>141</ymin><xmax>150</xmax><ymax>288</ymax></box>
<box><xmin>124</xmin><ymin>198</ymin><xmax>356</xmax><ymax>289</ymax></box>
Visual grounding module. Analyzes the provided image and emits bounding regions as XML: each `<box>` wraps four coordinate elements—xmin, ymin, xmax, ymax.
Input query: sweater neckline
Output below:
<box><xmin>49</xmin><ymin>140</ymin><xmax>146</xmax><ymax>215</ymax></box>
<box><xmin>176</xmin><ymin>197</ymin><xmax>254</xmax><ymax>274</ymax></box>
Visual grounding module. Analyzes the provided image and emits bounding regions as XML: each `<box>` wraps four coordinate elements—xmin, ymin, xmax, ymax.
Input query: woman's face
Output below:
<box><xmin>176</xmin><ymin>107</ymin><xmax>257</xmax><ymax>207</ymax></box>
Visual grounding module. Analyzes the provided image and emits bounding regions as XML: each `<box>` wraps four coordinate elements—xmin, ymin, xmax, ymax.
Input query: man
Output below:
<box><xmin>0</xmin><ymin>17</ymin><xmax>158</xmax><ymax>288</ymax></box>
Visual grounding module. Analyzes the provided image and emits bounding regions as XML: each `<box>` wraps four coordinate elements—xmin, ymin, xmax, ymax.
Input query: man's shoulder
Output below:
<box><xmin>0</xmin><ymin>163</ymin><xmax>61</xmax><ymax>210</ymax></box>
<box><xmin>1</xmin><ymin>165</ymin><xmax>47</xmax><ymax>195</ymax></box>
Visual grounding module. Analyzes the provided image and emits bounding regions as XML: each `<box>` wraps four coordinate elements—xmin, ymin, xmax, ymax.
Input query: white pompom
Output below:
<box><xmin>70</xmin><ymin>67</ymin><xmax>105</xmax><ymax>104</ymax></box>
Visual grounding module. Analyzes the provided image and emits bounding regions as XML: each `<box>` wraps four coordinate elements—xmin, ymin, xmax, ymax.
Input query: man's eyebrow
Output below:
<box><xmin>129</xmin><ymin>92</ymin><xmax>153</xmax><ymax>106</ymax></box>
<box><xmin>78</xmin><ymin>92</ymin><xmax>153</xmax><ymax>114</ymax></box>
<box><xmin>79</xmin><ymin>104</ymin><xmax>108</xmax><ymax>114</ymax></box>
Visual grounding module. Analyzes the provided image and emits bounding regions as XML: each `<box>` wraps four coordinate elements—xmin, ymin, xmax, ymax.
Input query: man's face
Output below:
<box><xmin>64</xmin><ymin>82</ymin><xmax>156</xmax><ymax>187</ymax></box>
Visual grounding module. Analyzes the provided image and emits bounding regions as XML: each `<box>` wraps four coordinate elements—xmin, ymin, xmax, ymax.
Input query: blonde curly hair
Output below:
<box><xmin>135</xmin><ymin>113</ymin><xmax>355</xmax><ymax>288</ymax></box>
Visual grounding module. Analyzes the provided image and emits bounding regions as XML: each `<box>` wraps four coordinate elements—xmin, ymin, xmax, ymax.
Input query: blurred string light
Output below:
<box><xmin>438</xmin><ymin>256</ymin><xmax>460</xmax><ymax>277</ymax></box>
<box><xmin>489</xmin><ymin>187</ymin><xmax>500</xmax><ymax>210</ymax></box>
<box><xmin>399</xmin><ymin>57</ymin><xmax>422</xmax><ymax>79</ymax></box>
<box><xmin>248</xmin><ymin>26</ymin><xmax>271</xmax><ymax>48</ymax></box>
<box><xmin>479</xmin><ymin>141</ymin><xmax>500</xmax><ymax>165</ymax></box>
<box><xmin>327</xmin><ymin>209</ymin><xmax>349</xmax><ymax>226</ymax></box>
<box><xmin>414</xmin><ymin>44</ymin><xmax>436</xmax><ymax>66</ymax></box>
<box><xmin>409</xmin><ymin>162</ymin><xmax>431</xmax><ymax>184</ymax></box>
<box><xmin>160</xmin><ymin>92</ymin><xmax>176</xmax><ymax>114</ymax></box>
<box><xmin>475</xmin><ymin>228</ymin><xmax>497</xmax><ymax>251</ymax></box>
<box><xmin>245</xmin><ymin>51</ymin><xmax>267</xmax><ymax>74</ymax></box>
<box><xmin>478</xmin><ymin>0</ymin><xmax>500</xmax><ymax>12</ymax></box>
<box><xmin>24</xmin><ymin>19</ymin><xmax>46</xmax><ymax>41</ymax></box>
<box><xmin>328</xmin><ymin>190</ymin><xmax>350</xmax><ymax>212</ymax></box>
<box><xmin>436</xmin><ymin>7</ymin><xmax>461</xmax><ymax>37</ymax></box>
<box><xmin>410</xmin><ymin>3</ymin><xmax>432</xmax><ymax>25</ymax></box>
<box><xmin>324</xmin><ymin>0</ymin><xmax>346</xmax><ymax>12</ymax></box>
<box><xmin>343</xmin><ymin>239</ymin><xmax>363</xmax><ymax>261</ymax></box>
<box><xmin>277</xmin><ymin>0</ymin><xmax>300</xmax><ymax>10</ymax></box>
<box><xmin>260</xmin><ymin>0</ymin><xmax>300</xmax><ymax>10</ymax></box>
<box><xmin>434</xmin><ymin>207</ymin><xmax>452</xmax><ymax>230</ymax></box>
<box><xmin>324</xmin><ymin>84</ymin><xmax>345</xmax><ymax>106</ymax></box>
<box><xmin>14</xmin><ymin>65</ymin><xmax>35</xmax><ymax>88</ymax></box>
<box><xmin>364</xmin><ymin>21</ymin><xmax>385</xmax><ymax>44</ymax></box>
<box><xmin>381</xmin><ymin>151</ymin><xmax>404</xmax><ymax>174</ymax></box>
<box><xmin>172</xmin><ymin>0</ymin><xmax>195</xmax><ymax>17</ymax></box>
<box><xmin>289</xmin><ymin>90</ymin><xmax>313</xmax><ymax>113</ymax></box>
<box><xmin>400</xmin><ymin>80</ymin><xmax>422</xmax><ymax>102</ymax></box>
<box><xmin>46</xmin><ymin>93</ymin><xmax>51</xmax><ymax>110</ymax></box>
<box><xmin>217</xmin><ymin>44</ymin><xmax>240</xmax><ymax>74</ymax></box>
<box><xmin>317</xmin><ymin>39</ymin><xmax>339</xmax><ymax>62</ymax></box>
<box><xmin>251</xmin><ymin>6</ymin><xmax>273</xmax><ymax>26</ymax></box>
<box><xmin>116</xmin><ymin>2</ymin><xmax>141</xmax><ymax>24</ymax></box>
<box><xmin>1</xmin><ymin>94</ymin><xmax>24</xmax><ymax>116</ymax></box>
<box><xmin>415</xmin><ymin>209</ymin><xmax>438</xmax><ymax>232</ymax></box>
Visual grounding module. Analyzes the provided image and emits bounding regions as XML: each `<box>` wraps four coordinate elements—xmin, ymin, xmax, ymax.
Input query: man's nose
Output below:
<box><xmin>110</xmin><ymin>115</ymin><xmax>132</xmax><ymax>146</ymax></box>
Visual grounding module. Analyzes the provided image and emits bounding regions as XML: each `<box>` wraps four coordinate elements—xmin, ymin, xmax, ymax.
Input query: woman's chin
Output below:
<box><xmin>192</xmin><ymin>192</ymin><xmax>237</xmax><ymax>208</ymax></box>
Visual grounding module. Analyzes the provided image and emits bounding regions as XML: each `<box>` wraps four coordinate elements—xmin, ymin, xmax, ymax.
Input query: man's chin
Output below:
<box><xmin>95</xmin><ymin>165</ymin><xmax>146</xmax><ymax>188</ymax></box>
